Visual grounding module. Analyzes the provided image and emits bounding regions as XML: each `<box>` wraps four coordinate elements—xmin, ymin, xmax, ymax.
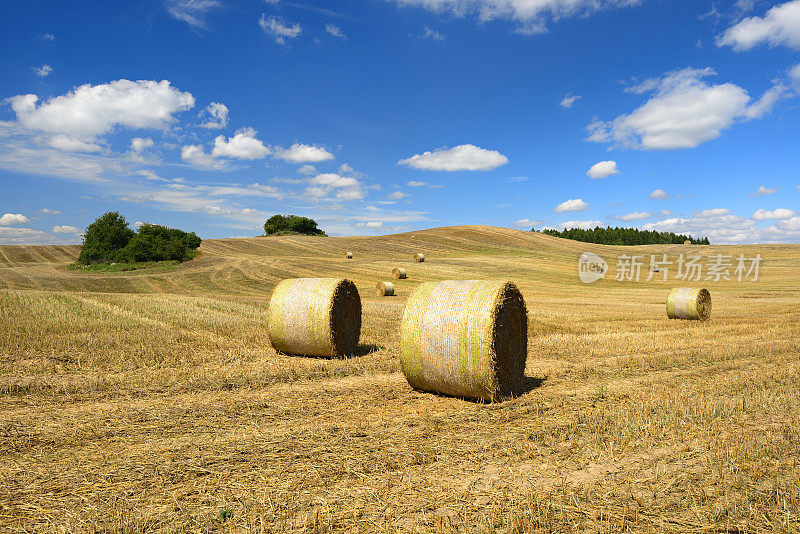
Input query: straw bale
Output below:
<box><xmin>375</xmin><ymin>281</ymin><xmax>394</xmax><ymax>296</ymax></box>
<box><xmin>414</xmin><ymin>253</ymin><xmax>425</xmax><ymax>262</ymax></box>
<box><xmin>346</xmin><ymin>252</ymin><xmax>353</xmax><ymax>259</ymax></box>
<box><xmin>399</xmin><ymin>280</ymin><xmax>527</xmax><ymax>401</ymax></box>
<box><xmin>267</xmin><ymin>278</ymin><xmax>361</xmax><ymax>357</ymax></box>
<box><xmin>392</xmin><ymin>267</ymin><xmax>407</xmax><ymax>279</ymax></box>
<box><xmin>666</xmin><ymin>287</ymin><xmax>711</xmax><ymax>320</ymax></box>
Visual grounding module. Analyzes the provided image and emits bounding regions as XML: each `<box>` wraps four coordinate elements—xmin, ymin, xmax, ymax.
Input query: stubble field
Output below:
<box><xmin>1</xmin><ymin>225</ymin><xmax>799</xmax><ymax>533</ymax></box>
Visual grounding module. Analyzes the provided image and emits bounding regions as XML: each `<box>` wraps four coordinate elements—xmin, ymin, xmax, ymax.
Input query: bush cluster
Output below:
<box><xmin>537</xmin><ymin>226</ymin><xmax>710</xmax><ymax>245</ymax></box>
<box><xmin>263</xmin><ymin>214</ymin><xmax>326</xmax><ymax>236</ymax></box>
<box><xmin>78</xmin><ymin>212</ymin><xmax>202</xmax><ymax>265</ymax></box>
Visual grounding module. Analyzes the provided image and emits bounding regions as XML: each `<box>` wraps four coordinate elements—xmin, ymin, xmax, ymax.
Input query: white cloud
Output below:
<box><xmin>422</xmin><ymin>26</ymin><xmax>445</xmax><ymax>41</ymax></box>
<box><xmin>40</xmin><ymin>208</ymin><xmax>61</xmax><ymax>215</ymax></box>
<box><xmin>392</xmin><ymin>0</ymin><xmax>642</xmax><ymax>34</ymax></box>
<box><xmin>0</xmin><ymin>213</ymin><xmax>30</xmax><ymax>225</ymax></box>
<box><xmin>586</xmin><ymin>160</ymin><xmax>620</xmax><ymax>179</ymax></box>
<box><xmin>753</xmin><ymin>208</ymin><xmax>797</xmax><ymax>220</ymax></box>
<box><xmin>637</xmin><ymin>210</ymin><xmax>800</xmax><ymax>244</ymax></box>
<box><xmin>199</xmin><ymin>102</ymin><xmax>229</xmax><ymax>129</ymax></box>
<box><xmin>749</xmin><ymin>184</ymin><xmax>777</xmax><ymax>197</ymax></box>
<box><xmin>0</xmin><ymin>226</ymin><xmax>67</xmax><ymax>245</ymax></box>
<box><xmin>398</xmin><ymin>144</ymin><xmax>508</xmax><ymax>171</ymax></box>
<box><xmin>791</xmin><ymin>63</ymin><xmax>800</xmax><ymax>84</ymax></box>
<box><xmin>42</xmin><ymin>134</ymin><xmax>103</xmax><ymax>153</ymax></box>
<box><xmin>181</xmin><ymin>144</ymin><xmax>225</xmax><ymax>169</ymax></box>
<box><xmin>586</xmin><ymin>67</ymin><xmax>785</xmax><ymax>150</ymax></box>
<box><xmin>40</xmin><ymin>33</ymin><xmax>55</xmax><ymax>42</ymax></box>
<box><xmin>298</xmin><ymin>164</ymin><xmax>317</xmax><ymax>175</ymax></box>
<box><xmin>356</xmin><ymin>221</ymin><xmax>383</xmax><ymax>228</ymax></box>
<box><xmin>555</xmin><ymin>198</ymin><xmax>589</xmax><ymax>212</ymax></box>
<box><xmin>306</xmin><ymin>173</ymin><xmax>364</xmax><ymax>201</ymax></box>
<box><xmin>7</xmin><ymin>79</ymin><xmax>194</xmax><ymax>140</ymax></box>
<box><xmin>273</xmin><ymin>143</ymin><xmax>334</xmax><ymax>163</ymax></box>
<box><xmin>259</xmin><ymin>14</ymin><xmax>302</xmax><ymax>45</ymax></box>
<box><xmin>388</xmin><ymin>191</ymin><xmax>408</xmax><ymax>199</ymax></box>
<box><xmin>165</xmin><ymin>0</ymin><xmax>222</xmax><ymax>31</ymax></box>
<box><xmin>35</xmin><ymin>65</ymin><xmax>52</xmax><ymax>77</ymax></box>
<box><xmin>212</xmin><ymin>128</ymin><xmax>270</xmax><ymax>159</ymax></box>
<box><xmin>560</xmin><ymin>93</ymin><xmax>581</xmax><ymax>108</ymax></box>
<box><xmin>325</xmin><ymin>24</ymin><xmax>346</xmax><ymax>38</ymax></box>
<box><xmin>695</xmin><ymin>208</ymin><xmax>731</xmax><ymax>217</ymax></box>
<box><xmin>717</xmin><ymin>0</ymin><xmax>800</xmax><ymax>51</ymax></box>
<box><xmin>407</xmin><ymin>180</ymin><xmax>428</xmax><ymax>187</ymax></box>
<box><xmin>130</xmin><ymin>137</ymin><xmax>155</xmax><ymax>152</ymax></box>
<box><xmin>309</xmin><ymin>173</ymin><xmax>359</xmax><ymax>188</ymax></box>
<box><xmin>558</xmin><ymin>219</ymin><xmax>605</xmax><ymax>229</ymax></box>
<box><xmin>52</xmin><ymin>225</ymin><xmax>82</xmax><ymax>234</ymax></box>
<box><xmin>513</xmin><ymin>218</ymin><xmax>542</xmax><ymax>228</ymax></box>
<box><xmin>650</xmin><ymin>188</ymin><xmax>668</xmax><ymax>199</ymax></box>
<box><xmin>616</xmin><ymin>211</ymin><xmax>652</xmax><ymax>221</ymax></box>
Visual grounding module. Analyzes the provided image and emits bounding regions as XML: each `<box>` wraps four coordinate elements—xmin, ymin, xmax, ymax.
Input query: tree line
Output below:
<box><xmin>537</xmin><ymin>226</ymin><xmax>710</xmax><ymax>245</ymax></box>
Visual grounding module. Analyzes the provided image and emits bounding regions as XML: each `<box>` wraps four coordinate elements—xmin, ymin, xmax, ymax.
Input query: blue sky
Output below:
<box><xmin>1</xmin><ymin>0</ymin><xmax>799</xmax><ymax>245</ymax></box>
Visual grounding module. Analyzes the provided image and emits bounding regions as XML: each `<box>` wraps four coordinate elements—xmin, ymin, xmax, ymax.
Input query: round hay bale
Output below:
<box><xmin>683</xmin><ymin>240</ymin><xmax>691</xmax><ymax>245</ymax></box>
<box><xmin>399</xmin><ymin>280</ymin><xmax>527</xmax><ymax>402</ymax></box>
<box><xmin>346</xmin><ymin>251</ymin><xmax>353</xmax><ymax>259</ymax></box>
<box><xmin>666</xmin><ymin>287</ymin><xmax>711</xmax><ymax>320</ymax></box>
<box><xmin>267</xmin><ymin>278</ymin><xmax>361</xmax><ymax>357</ymax></box>
<box><xmin>375</xmin><ymin>281</ymin><xmax>394</xmax><ymax>297</ymax></box>
<box><xmin>392</xmin><ymin>267</ymin><xmax>407</xmax><ymax>279</ymax></box>
<box><xmin>414</xmin><ymin>253</ymin><xmax>425</xmax><ymax>263</ymax></box>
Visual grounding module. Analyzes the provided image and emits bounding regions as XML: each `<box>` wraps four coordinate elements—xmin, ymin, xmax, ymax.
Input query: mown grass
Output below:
<box><xmin>1</xmin><ymin>225</ymin><xmax>799</xmax><ymax>532</ymax></box>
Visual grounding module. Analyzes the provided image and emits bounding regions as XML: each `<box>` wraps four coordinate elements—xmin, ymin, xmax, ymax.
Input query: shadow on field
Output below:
<box><xmin>511</xmin><ymin>376</ymin><xmax>546</xmax><ymax>397</ymax></box>
<box><xmin>280</xmin><ymin>343</ymin><xmax>384</xmax><ymax>359</ymax></box>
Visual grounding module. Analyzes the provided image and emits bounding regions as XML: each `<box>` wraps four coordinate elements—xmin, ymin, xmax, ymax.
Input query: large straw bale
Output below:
<box><xmin>666</xmin><ymin>287</ymin><xmax>711</xmax><ymax>320</ymax></box>
<box><xmin>267</xmin><ymin>278</ymin><xmax>361</xmax><ymax>357</ymax></box>
<box><xmin>375</xmin><ymin>281</ymin><xmax>394</xmax><ymax>296</ymax></box>
<box><xmin>399</xmin><ymin>280</ymin><xmax>527</xmax><ymax>401</ymax></box>
<box><xmin>414</xmin><ymin>253</ymin><xmax>425</xmax><ymax>262</ymax></box>
<box><xmin>392</xmin><ymin>267</ymin><xmax>407</xmax><ymax>279</ymax></box>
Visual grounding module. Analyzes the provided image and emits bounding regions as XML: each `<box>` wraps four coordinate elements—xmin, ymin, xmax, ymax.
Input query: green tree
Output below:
<box><xmin>78</xmin><ymin>212</ymin><xmax>135</xmax><ymax>264</ymax></box>
<box><xmin>263</xmin><ymin>214</ymin><xmax>326</xmax><ymax>236</ymax></box>
<box><xmin>122</xmin><ymin>224</ymin><xmax>201</xmax><ymax>262</ymax></box>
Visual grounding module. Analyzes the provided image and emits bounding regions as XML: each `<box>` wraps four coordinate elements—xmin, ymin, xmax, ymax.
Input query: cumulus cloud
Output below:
<box><xmin>273</xmin><ymin>143</ymin><xmax>334</xmax><ymax>163</ymax></box>
<box><xmin>513</xmin><ymin>218</ymin><xmax>543</xmax><ymax>228</ymax></box>
<box><xmin>695</xmin><ymin>208</ymin><xmax>731</xmax><ymax>217</ymax></box>
<box><xmin>306</xmin><ymin>173</ymin><xmax>363</xmax><ymax>201</ymax></box>
<box><xmin>560</xmin><ymin>93</ymin><xmax>581</xmax><ymax>108</ymax></box>
<box><xmin>0</xmin><ymin>226</ymin><xmax>63</xmax><ymax>245</ymax></box>
<box><xmin>35</xmin><ymin>65</ymin><xmax>52</xmax><ymax>77</ymax></box>
<box><xmin>650</xmin><ymin>188</ymin><xmax>668</xmax><ymax>199</ymax></box>
<box><xmin>398</xmin><ymin>144</ymin><xmax>508</xmax><ymax>171</ymax></box>
<box><xmin>558</xmin><ymin>219</ymin><xmax>605</xmax><ymax>229</ymax></box>
<box><xmin>325</xmin><ymin>24</ymin><xmax>346</xmax><ymax>38</ymax></box>
<box><xmin>616</xmin><ymin>211</ymin><xmax>652</xmax><ymax>221</ymax></box>
<box><xmin>586</xmin><ymin>160</ymin><xmax>620</xmax><ymax>179</ymax></box>
<box><xmin>259</xmin><ymin>14</ymin><xmax>301</xmax><ymax>45</ymax></box>
<box><xmin>7</xmin><ymin>79</ymin><xmax>194</xmax><ymax>140</ymax></box>
<box><xmin>181</xmin><ymin>144</ymin><xmax>225</xmax><ymax>169</ymax></box>
<box><xmin>165</xmin><ymin>0</ymin><xmax>222</xmax><ymax>31</ymax></box>
<box><xmin>42</xmin><ymin>134</ymin><xmax>103</xmax><ymax>153</ymax></box>
<box><xmin>586</xmin><ymin>67</ymin><xmax>785</xmax><ymax>150</ymax></box>
<box><xmin>749</xmin><ymin>184</ymin><xmax>777</xmax><ymax>196</ymax></box>
<box><xmin>356</xmin><ymin>221</ymin><xmax>383</xmax><ymax>228</ymax></box>
<box><xmin>130</xmin><ymin>137</ymin><xmax>155</xmax><ymax>152</ymax></box>
<box><xmin>199</xmin><ymin>102</ymin><xmax>229</xmax><ymax>129</ymax></box>
<box><xmin>753</xmin><ymin>208</ymin><xmax>797</xmax><ymax>220</ymax></box>
<box><xmin>555</xmin><ymin>198</ymin><xmax>589</xmax><ymax>212</ymax></box>
<box><xmin>0</xmin><ymin>213</ymin><xmax>30</xmax><ymax>225</ymax></box>
<box><xmin>717</xmin><ymin>0</ymin><xmax>800</xmax><ymax>51</ymax></box>
<box><xmin>40</xmin><ymin>208</ymin><xmax>61</xmax><ymax>215</ymax></box>
<box><xmin>52</xmin><ymin>225</ymin><xmax>82</xmax><ymax>234</ymax></box>
<box><xmin>298</xmin><ymin>164</ymin><xmax>317</xmax><ymax>175</ymax></box>
<box><xmin>212</xmin><ymin>128</ymin><xmax>271</xmax><ymax>159</ymax></box>
<box><xmin>392</xmin><ymin>0</ymin><xmax>642</xmax><ymax>34</ymax></box>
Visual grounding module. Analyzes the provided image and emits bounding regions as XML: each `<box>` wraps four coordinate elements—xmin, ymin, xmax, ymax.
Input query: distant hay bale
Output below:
<box><xmin>267</xmin><ymin>278</ymin><xmax>361</xmax><ymax>357</ymax></box>
<box><xmin>375</xmin><ymin>281</ymin><xmax>394</xmax><ymax>296</ymax></box>
<box><xmin>399</xmin><ymin>280</ymin><xmax>527</xmax><ymax>402</ymax></box>
<box><xmin>392</xmin><ymin>267</ymin><xmax>407</xmax><ymax>279</ymax></box>
<box><xmin>414</xmin><ymin>253</ymin><xmax>425</xmax><ymax>262</ymax></box>
<box><xmin>666</xmin><ymin>287</ymin><xmax>711</xmax><ymax>320</ymax></box>
<box><xmin>684</xmin><ymin>240</ymin><xmax>691</xmax><ymax>245</ymax></box>
<box><xmin>346</xmin><ymin>251</ymin><xmax>353</xmax><ymax>259</ymax></box>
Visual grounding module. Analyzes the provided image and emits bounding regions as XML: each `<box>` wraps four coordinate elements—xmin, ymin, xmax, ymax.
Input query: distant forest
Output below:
<box><xmin>538</xmin><ymin>226</ymin><xmax>710</xmax><ymax>245</ymax></box>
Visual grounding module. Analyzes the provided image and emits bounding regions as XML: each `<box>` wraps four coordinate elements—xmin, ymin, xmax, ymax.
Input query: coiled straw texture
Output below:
<box><xmin>267</xmin><ymin>278</ymin><xmax>361</xmax><ymax>357</ymax></box>
<box><xmin>392</xmin><ymin>267</ymin><xmax>407</xmax><ymax>279</ymax></box>
<box><xmin>400</xmin><ymin>280</ymin><xmax>527</xmax><ymax>402</ymax></box>
<box><xmin>666</xmin><ymin>287</ymin><xmax>711</xmax><ymax>320</ymax></box>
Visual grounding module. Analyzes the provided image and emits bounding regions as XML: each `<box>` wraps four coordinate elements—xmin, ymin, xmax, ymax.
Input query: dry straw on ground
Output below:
<box><xmin>267</xmin><ymin>278</ymin><xmax>361</xmax><ymax>357</ymax></box>
<box><xmin>414</xmin><ymin>253</ymin><xmax>425</xmax><ymax>262</ymax></box>
<box><xmin>375</xmin><ymin>281</ymin><xmax>394</xmax><ymax>297</ymax></box>
<box><xmin>399</xmin><ymin>280</ymin><xmax>527</xmax><ymax>402</ymax></box>
<box><xmin>392</xmin><ymin>267</ymin><xmax>407</xmax><ymax>279</ymax></box>
<box><xmin>667</xmin><ymin>287</ymin><xmax>711</xmax><ymax>320</ymax></box>
<box><xmin>346</xmin><ymin>251</ymin><xmax>353</xmax><ymax>259</ymax></box>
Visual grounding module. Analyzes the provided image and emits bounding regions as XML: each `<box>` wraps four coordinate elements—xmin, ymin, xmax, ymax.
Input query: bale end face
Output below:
<box><xmin>666</xmin><ymin>287</ymin><xmax>711</xmax><ymax>320</ymax></box>
<box><xmin>267</xmin><ymin>278</ymin><xmax>361</xmax><ymax>357</ymax></box>
<box><xmin>399</xmin><ymin>280</ymin><xmax>527</xmax><ymax>402</ymax></box>
<box><xmin>392</xmin><ymin>267</ymin><xmax>407</xmax><ymax>279</ymax></box>
<box><xmin>375</xmin><ymin>281</ymin><xmax>395</xmax><ymax>297</ymax></box>
<box><xmin>414</xmin><ymin>253</ymin><xmax>425</xmax><ymax>263</ymax></box>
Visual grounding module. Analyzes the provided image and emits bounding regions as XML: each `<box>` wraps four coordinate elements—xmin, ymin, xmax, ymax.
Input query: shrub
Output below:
<box><xmin>263</xmin><ymin>214</ymin><xmax>326</xmax><ymax>236</ymax></box>
<box><xmin>78</xmin><ymin>212</ymin><xmax>135</xmax><ymax>264</ymax></box>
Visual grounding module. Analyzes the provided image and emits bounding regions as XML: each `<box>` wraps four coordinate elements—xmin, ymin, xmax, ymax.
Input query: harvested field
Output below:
<box><xmin>1</xmin><ymin>225</ymin><xmax>799</xmax><ymax>532</ymax></box>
